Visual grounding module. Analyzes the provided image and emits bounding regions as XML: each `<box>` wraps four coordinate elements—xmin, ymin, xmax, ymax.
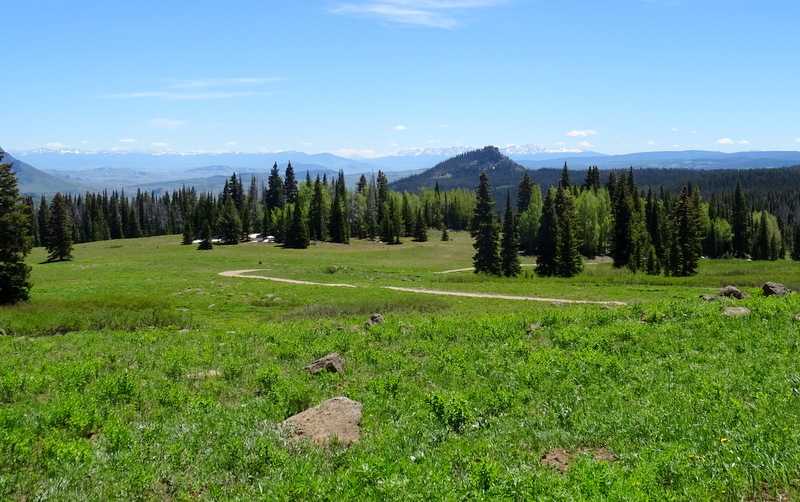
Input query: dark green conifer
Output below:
<box><xmin>500</xmin><ymin>192</ymin><xmax>521</xmax><ymax>277</ymax></box>
<box><xmin>471</xmin><ymin>171</ymin><xmax>501</xmax><ymax>275</ymax></box>
<box><xmin>46</xmin><ymin>192</ymin><xmax>74</xmax><ymax>262</ymax></box>
<box><xmin>0</xmin><ymin>163</ymin><xmax>33</xmax><ymax>303</ymax></box>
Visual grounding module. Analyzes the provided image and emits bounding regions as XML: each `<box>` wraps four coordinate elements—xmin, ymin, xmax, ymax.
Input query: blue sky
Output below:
<box><xmin>3</xmin><ymin>0</ymin><xmax>799</xmax><ymax>157</ymax></box>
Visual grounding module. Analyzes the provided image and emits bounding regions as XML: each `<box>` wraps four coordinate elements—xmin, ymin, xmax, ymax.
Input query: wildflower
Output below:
<box><xmin>720</xmin><ymin>438</ymin><xmax>728</xmax><ymax>442</ymax></box>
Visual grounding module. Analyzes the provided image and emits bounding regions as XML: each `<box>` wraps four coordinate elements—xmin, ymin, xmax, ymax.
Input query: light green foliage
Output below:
<box><xmin>0</xmin><ymin>235</ymin><xmax>799</xmax><ymax>499</ymax></box>
<box><xmin>575</xmin><ymin>188</ymin><xmax>612</xmax><ymax>257</ymax></box>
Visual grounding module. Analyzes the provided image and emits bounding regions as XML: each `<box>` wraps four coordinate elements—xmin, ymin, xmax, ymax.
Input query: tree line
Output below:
<box><xmin>472</xmin><ymin>164</ymin><xmax>800</xmax><ymax>278</ymax></box>
<box><xmin>3</xmin><ymin>160</ymin><xmax>799</xmax><ymax>305</ymax></box>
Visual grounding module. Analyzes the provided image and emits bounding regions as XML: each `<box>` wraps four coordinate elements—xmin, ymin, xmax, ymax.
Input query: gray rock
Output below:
<box><xmin>700</xmin><ymin>294</ymin><xmax>716</xmax><ymax>302</ymax></box>
<box><xmin>302</xmin><ymin>353</ymin><xmax>345</xmax><ymax>377</ymax></box>
<box><xmin>364</xmin><ymin>313</ymin><xmax>385</xmax><ymax>328</ymax></box>
<box><xmin>723</xmin><ymin>307</ymin><xmax>751</xmax><ymax>317</ymax></box>
<box><xmin>717</xmin><ymin>285</ymin><xmax>751</xmax><ymax>299</ymax></box>
<box><xmin>762</xmin><ymin>282</ymin><xmax>791</xmax><ymax>297</ymax></box>
<box><xmin>283</xmin><ymin>396</ymin><xmax>363</xmax><ymax>445</ymax></box>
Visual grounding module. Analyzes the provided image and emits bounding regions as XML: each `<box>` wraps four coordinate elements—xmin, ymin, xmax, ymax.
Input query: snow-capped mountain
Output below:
<box><xmin>393</xmin><ymin>146</ymin><xmax>472</xmax><ymax>157</ymax></box>
<box><xmin>501</xmin><ymin>144</ymin><xmax>585</xmax><ymax>155</ymax></box>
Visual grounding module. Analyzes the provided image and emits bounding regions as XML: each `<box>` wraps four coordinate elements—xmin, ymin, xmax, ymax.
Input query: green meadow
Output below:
<box><xmin>2</xmin><ymin>233</ymin><xmax>799</xmax><ymax>500</ymax></box>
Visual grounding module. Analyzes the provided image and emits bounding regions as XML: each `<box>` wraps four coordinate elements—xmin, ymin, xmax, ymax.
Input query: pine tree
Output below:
<box><xmin>266</xmin><ymin>162</ymin><xmax>285</xmax><ymax>212</ymax></box>
<box><xmin>309</xmin><ymin>176</ymin><xmax>328</xmax><ymax>241</ymax></box>
<box><xmin>610</xmin><ymin>174</ymin><xmax>634</xmax><ymax>268</ymax></box>
<box><xmin>558</xmin><ymin>162</ymin><xmax>571</xmax><ymax>190</ymax></box>
<box><xmin>582</xmin><ymin>166</ymin><xmax>601</xmax><ymax>191</ymax></box>
<box><xmin>553</xmin><ymin>185</ymin><xmax>582</xmax><ymax>277</ymax></box>
<box><xmin>731</xmin><ymin>180</ymin><xmax>749</xmax><ymax>258</ymax></box>
<box><xmin>500</xmin><ymin>192</ymin><xmax>521</xmax><ymax>277</ymax></box>
<box><xmin>441</xmin><ymin>225</ymin><xmax>449</xmax><ymax>242</ymax></box>
<box><xmin>791</xmin><ymin>225</ymin><xmax>800</xmax><ymax>261</ymax></box>
<box><xmin>197</xmin><ymin>222</ymin><xmax>213</xmax><ymax>250</ymax></box>
<box><xmin>46</xmin><ymin>192</ymin><xmax>74</xmax><ymax>262</ymax></box>
<box><xmin>219</xmin><ymin>197</ymin><xmax>242</xmax><ymax>244</ymax></box>
<box><xmin>181</xmin><ymin>218</ymin><xmax>194</xmax><ymax>245</ymax></box>
<box><xmin>284</xmin><ymin>162</ymin><xmax>298</xmax><ymax>204</ymax></box>
<box><xmin>37</xmin><ymin>195</ymin><xmax>50</xmax><ymax>246</ymax></box>
<box><xmin>535</xmin><ymin>189</ymin><xmax>558</xmax><ymax>277</ymax></box>
<box><xmin>517</xmin><ymin>172</ymin><xmax>534</xmax><ymax>213</ymax></box>
<box><xmin>0</xmin><ymin>163</ymin><xmax>33</xmax><ymax>304</ymax></box>
<box><xmin>413</xmin><ymin>209</ymin><xmax>428</xmax><ymax>242</ymax></box>
<box><xmin>284</xmin><ymin>203</ymin><xmax>309</xmax><ymax>249</ymax></box>
<box><xmin>471</xmin><ymin>172</ymin><xmax>501</xmax><ymax>275</ymax></box>
<box><xmin>665</xmin><ymin>187</ymin><xmax>703</xmax><ymax>276</ymax></box>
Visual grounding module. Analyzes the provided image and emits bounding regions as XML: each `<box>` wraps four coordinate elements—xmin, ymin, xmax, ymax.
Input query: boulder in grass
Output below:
<box><xmin>302</xmin><ymin>353</ymin><xmax>345</xmax><ymax>377</ymax></box>
<box><xmin>717</xmin><ymin>285</ymin><xmax>751</xmax><ymax>299</ymax></box>
<box><xmin>723</xmin><ymin>307</ymin><xmax>751</xmax><ymax>317</ymax></box>
<box><xmin>283</xmin><ymin>396</ymin><xmax>362</xmax><ymax>445</ymax></box>
<box><xmin>700</xmin><ymin>294</ymin><xmax>716</xmax><ymax>302</ymax></box>
<box><xmin>762</xmin><ymin>282</ymin><xmax>791</xmax><ymax>297</ymax></box>
<box><xmin>364</xmin><ymin>313</ymin><xmax>385</xmax><ymax>328</ymax></box>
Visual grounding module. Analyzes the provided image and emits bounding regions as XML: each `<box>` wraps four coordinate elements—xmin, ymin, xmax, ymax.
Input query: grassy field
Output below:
<box><xmin>1</xmin><ymin>233</ymin><xmax>799</xmax><ymax>500</ymax></box>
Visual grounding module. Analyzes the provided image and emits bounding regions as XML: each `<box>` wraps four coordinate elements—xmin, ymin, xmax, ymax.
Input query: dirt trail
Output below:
<box><xmin>218</xmin><ymin>270</ymin><xmax>357</xmax><ymax>288</ymax></box>
<box><xmin>219</xmin><ymin>269</ymin><xmax>626</xmax><ymax>306</ymax></box>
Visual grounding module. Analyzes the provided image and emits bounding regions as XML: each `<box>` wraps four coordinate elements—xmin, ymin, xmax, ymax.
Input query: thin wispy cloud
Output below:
<box><xmin>118</xmin><ymin>138</ymin><xmax>137</xmax><ymax>143</ymax></box>
<box><xmin>333</xmin><ymin>0</ymin><xmax>512</xmax><ymax>28</ymax></box>
<box><xmin>566</xmin><ymin>129</ymin><xmax>597</xmax><ymax>137</ymax></box>
<box><xmin>105</xmin><ymin>77</ymin><xmax>280</xmax><ymax>101</ymax></box>
<box><xmin>46</xmin><ymin>142</ymin><xmax>66</xmax><ymax>148</ymax></box>
<box><xmin>716</xmin><ymin>138</ymin><xmax>734</xmax><ymax>145</ymax></box>
<box><xmin>394</xmin><ymin>125</ymin><xmax>408</xmax><ymax>130</ymax></box>
<box><xmin>165</xmin><ymin>78</ymin><xmax>282</xmax><ymax>89</ymax></box>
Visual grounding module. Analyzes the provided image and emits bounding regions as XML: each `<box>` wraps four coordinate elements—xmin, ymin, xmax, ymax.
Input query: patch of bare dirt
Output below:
<box><xmin>541</xmin><ymin>447</ymin><xmax>616</xmax><ymax>475</ymax></box>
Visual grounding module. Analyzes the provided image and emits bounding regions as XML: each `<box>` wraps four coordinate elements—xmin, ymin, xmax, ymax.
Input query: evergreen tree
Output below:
<box><xmin>471</xmin><ymin>171</ymin><xmax>501</xmax><ymax>275</ymax></box>
<box><xmin>500</xmin><ymin>192</ymin><xmax>521</xmax><ymax>277</ymax></box>
<box><xmin>356</xmin><ymin>174</ymin><xmax>368</xmax><ymax>194</ymax></box>
<box><xmin>37</xmin><ymin>195</ymin><xmax>50</xmax><ymax>246</ymax></box>
<box><xmin>46</xmin><ymin>192</ymin><xmax>74</xmax><ymax>262</ymax></box>
<box><xmin>731</xmin><ymin>180</ymin><xmax>749</xmax><ymax>258</ymax></box>
<box><xmin>380</xmin><ymin>195</ymin><xmax>403</xmax><ymax>245</ymax></box>
<box><xmin>0</xmin><ymin>163</ymin><xmax>33</xmax><ymax>304</ymax></box>
<box><xmin>558</xmin><ymin>162</ymin><xmax>571</xmax><ymax>190</ymax></box>
<box><xmin>266</xmin><ymin>162</ymin><xmax>285</xmax><ymax>212</ymax></box>
<box><xmin>665</xmin><ymin>187</ymin><xmax>703</xmax><ymax>276</ymax></box>
<box><xmin>181</xmin><ymin>218</ymin><xmax>194</xmax><ymax>245</ymax></box>
<box><xmin>23</xmin><ymin>196</ymin><xmax>39</xmax><ymax>248</ymax></box>
<box><xmin>517</xmin><ymin>172</ymin><xmax>534</xmax><ymax>213</ymax></box>
<box><xmin>329</xmin><ymin>193</ymin><xmax>349</xmax><ymax>244</ymax></box>
<box><xmin>610</xmin><ymin>174</ymin><xmax>634</xmax><ymax>268</ymax></box>
<box><xmin>284</xmin><ymin>162</ymin><xmax>298</xmax><ymax>204</ymax></box>
<box><xmin>553</xmin><ymin>185</ymin><xmax>582</xmax><ymax>277</ymax></box>
<box><xmin>582</xmin><ymin>166</ymin><xmax>601</xmax><ymax>191</ymax></box>
<box><xmin>401</xmin><ymin>192</ymin><xmax>414</xmax><ymax>237</ymax></box>
<box><xmin>791</xmin><ymin>225</ymin><xmax>800</xmax><ymax>261</ymax></box>
<box><xmin>535</xmin><ymin>189</ymin><xmax>558</xmax><ymax>277</ymax></box>
<box><xmin>284</xmin><ymin>203</ymin><xmax>310</xmax><ymax>249</ymax></box>
<box><xmin>309</xmin><ymin>176</ymin><xmax>328</xmax><ymax>241</ymax></box>
<box><xmin>197</xmin><ymin>222</ymin><xmax>213</xmax><ymax>250</ymax></box>
<box><xmin>441</xmin><ymin>225</ymin><xmax>449</xmax><ymax>242</ymax></box>
<box><xmin>413</xmin><ymin>209</ymin><xmax>428</xmax><ymax>242</ymax></box>
<box><xmin>219</xmin><ymin>197</ymin><xmax>243</xmax><ymax>244</ymax></box>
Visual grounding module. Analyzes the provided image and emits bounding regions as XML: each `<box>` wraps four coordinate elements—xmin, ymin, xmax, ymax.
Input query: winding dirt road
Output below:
<box><xmin>219</xmin><ymin>269</ymin><xmax>626</xmax><ymax>306</ymax></box>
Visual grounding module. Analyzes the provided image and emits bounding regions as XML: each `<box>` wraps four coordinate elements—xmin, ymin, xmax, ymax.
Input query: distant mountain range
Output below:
<box><xmin>4</xmin><ymin>145</ymin><xmax>800</xmax><ymax>196</ymax></box>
